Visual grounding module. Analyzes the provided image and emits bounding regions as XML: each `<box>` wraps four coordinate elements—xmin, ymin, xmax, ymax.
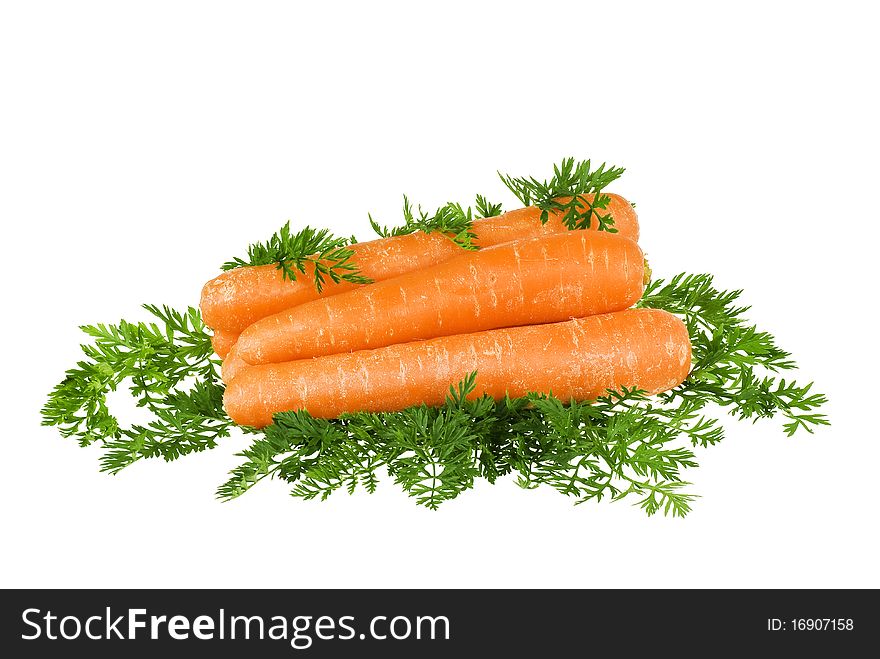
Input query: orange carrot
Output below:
<box><xmin>201</xmin><ymin>194</ymin><xmax>638</xmax><ymax>333</ymax></box>
<box><xmin>236</xmin><ymin>230</ymin><xmax>644</xmax><ymax>365</ymax></box>
<box><xmin>473</xmin><ymin>194</ymin><xmax>638</xmax><ymax>247</ymax></box>
<box><xmin>224</xmin><ymin>308</ymin><xmax>691</xmax><ymax>426</ymax></box>
<box><xmin>221</xmin><ymin>344</ymin><xmax>249</xmax><ymax>384</ymax></box>
<box><xmin>210</xmin><ymin>329</ymin><xmax>238</xmax><ymax>359</ymax></box>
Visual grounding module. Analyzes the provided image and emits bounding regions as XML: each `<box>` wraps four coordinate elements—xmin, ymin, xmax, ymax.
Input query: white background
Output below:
<box><xmin>1</xmin><ymin>1</ymin><xmax>878</xmax><ymax>589</ymax></box>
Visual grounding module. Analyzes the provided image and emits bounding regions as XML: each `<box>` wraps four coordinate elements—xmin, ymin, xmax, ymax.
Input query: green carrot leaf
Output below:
<box><xmin>42</xmin><ymin>305</ymin><xmax>233</xmax><ymax>471</ymax></box>
<box><xmin>222</xmin><ymin>222</ymin><xmax>372</xmax><ymax>293</ymax></box>
<box><xmin>498</xmin><ymin>157</ymin><xmax>625</xmax><ymax>231</ymax></box>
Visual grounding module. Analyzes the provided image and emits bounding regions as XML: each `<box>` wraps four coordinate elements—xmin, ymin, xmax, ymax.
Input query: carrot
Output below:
<box><xmin>224</xmin><ymin>308</ymin><xmax>691</xmax><ymax>426</ymax></box>
<box><xmin>201</xmin><ymin>194</ymin><xmax>638</xmax><ymax>333</ymax></box>
<box><xmin>472</xmin><ymin>194</ymin><xmax>638</xmax><ymax>247</ymax></box>
<box><xmin>221</xmin><ymin>344</ymin><xmax>249</xmax><ymax>384</ymax></box>
<box><xmin>210</xmin><ymin>328</ymin><xmax>238</xmax><ymax>359</ymax></box>
<box><xmin>235</xmin><ymin>230</ymin><xmax>644</xmax><ymax>365</ymax></box>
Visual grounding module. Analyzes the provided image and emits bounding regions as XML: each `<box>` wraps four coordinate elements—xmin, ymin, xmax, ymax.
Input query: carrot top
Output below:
<box><xmin>40</xmin><ymin>305</ymin><xmax>232</xmax><ymax>473</ymax></box>
<box><xmin>499</xmin><ymin>157</ymin><xmax>626</xmax><ymax>231</ymax></box>
<box><xmin>368</xmin><ymin>194</ymin><xmax>498</xmax><ymax>249</ymax></box>
<box><xmin>221</xmin><ymin>223</ymin><xmax>371</xmax><ymax>294</ymax></box>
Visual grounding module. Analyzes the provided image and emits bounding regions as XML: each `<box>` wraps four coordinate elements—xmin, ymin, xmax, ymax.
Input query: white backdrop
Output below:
<box><xmin>1</xmin><ymin>1</ymin><xmax>877</xmax><ymax>589</ymax></box>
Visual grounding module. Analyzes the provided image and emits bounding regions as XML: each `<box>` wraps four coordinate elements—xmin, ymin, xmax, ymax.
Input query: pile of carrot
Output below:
<box><xmin>200</xmin><ymin>193</ymin><xmax>692</xmax><ymax>427</ymax></box>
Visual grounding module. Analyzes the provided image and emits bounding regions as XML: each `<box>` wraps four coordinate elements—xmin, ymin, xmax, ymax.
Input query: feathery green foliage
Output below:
<box><xmin>638</xmin><ymin>274</ymin><xmax>829</xmax><ymax>437</ymax></box>
<box><xmin>41</xmin><ymin>305</ymin><xmax>232</xmax><ymax>473</ymax></box>
<box><xmin>369</xmin><ymin>194</ymin><xmax>500</xmax><ymax>250</ymax></box>
<box><xmin>222</xmin><ymin>222</ymin><xmax>371</xmax><ymax>293</ymax></box>
<box><xmin>499</xmin><ymin>157</ymin><xmax>625</xmax><ymax>231</ymax></box>
<box><xmin>474</xmin><ymin>194</ymin><xmax>503</xmax><ymax>219</ymax></box>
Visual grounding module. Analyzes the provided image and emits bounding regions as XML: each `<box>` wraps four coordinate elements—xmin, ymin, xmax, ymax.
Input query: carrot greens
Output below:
<box><xmin>499</xmin><ymin>157</ymin><xmax>625</xmax><ymax>231</ymax></box>
<box><xmin>222</xmin><ymin>223</ymin><xmax>371</xmax><ymax>293</ymax></box>
<box><xmin>41</xmin><ymin>305</ymin><xmax>232</xmax><ymax>473</ymax></box>
<box><xmin>368</xmin><ymin>194</ymin><xmax>501</xmax><ymax>250</ymax></box>
<box><xmin>474</xmin><ymin>194</ymin><xmax>504</xmax><ymax>219</ymax></box>
<box><xmin>638</xmin><ymin>274</ymin><xmax>829</xmax><ymax>437</ymax></box>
